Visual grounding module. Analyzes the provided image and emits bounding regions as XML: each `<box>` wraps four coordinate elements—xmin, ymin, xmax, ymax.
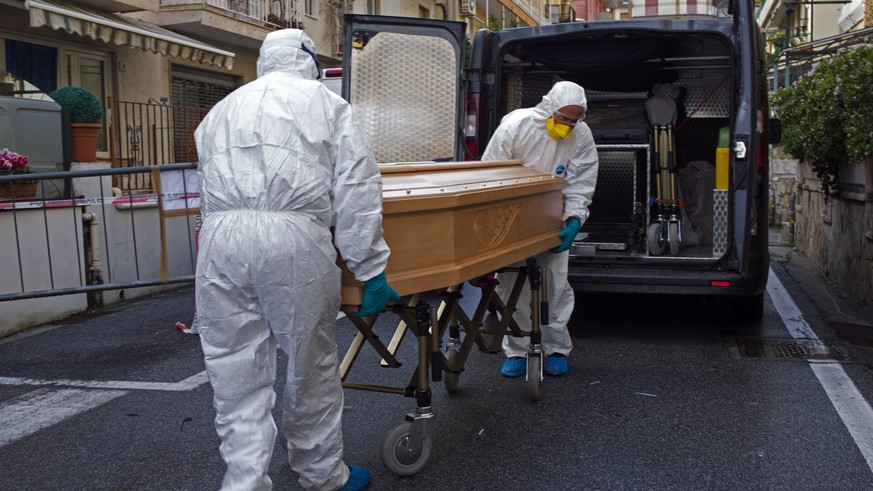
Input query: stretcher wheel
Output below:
<box><xmin>527</xmin><ymin>355</ymin><xmax>542</xmax><ymax>401</ymax></box>
<box><xmin>381</xmin><ymin>420</ymin><xmax>432</xmax><ymax>476</ymax></box>
<box><xmin>647</xmin><ymin>223</ymin><xmax>665</xmax><ymax>256</ymax></box>
<box><xmin>443</xmin><ymin>349</ymin><xmax>460</xmax><ymax>393</ymax></box>
<box><xmin>668</xmin><ymin>221</ymin><xmax>680</xmax><ymax>256</ymax></box>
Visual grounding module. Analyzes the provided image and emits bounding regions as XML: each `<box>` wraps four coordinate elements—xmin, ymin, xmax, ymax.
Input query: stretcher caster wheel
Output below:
<box><xmin>647</xmin><ymin>222</ymin><xmax>665</xmax><ymax>256</ymax></box>
<box><xmin>527</xmin><ymin>354</ymin><xmax>542</xmax><ymax>401</ymax></box>
<box><xmin>668</xmin><ymin>221</ymin><xmax>680</xmax><ymax>256</ymax></box>
<box><xmin>381</xmin><ymin>420</ymin><xmax>432</xmax><ymax>476</ymax></box>
<box><xmin>443</xmin><ymin>349</ymin><xmax>460</xmax><ymax>393</ymax></box>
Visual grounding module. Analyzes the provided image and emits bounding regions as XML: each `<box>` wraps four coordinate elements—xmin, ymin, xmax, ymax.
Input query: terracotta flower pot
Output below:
<box><xmin>70</xmin><ymin>123</ymin><xmax>102</xmax><ymax>162</ymax></box>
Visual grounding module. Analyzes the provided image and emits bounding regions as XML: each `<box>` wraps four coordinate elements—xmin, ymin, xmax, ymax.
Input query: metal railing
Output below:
<box><xmin>159</xmin><ymin>0</ymin><xmax>302</xmax><ymax>29</ymax></box>
<box><xmin>110</xmin><ymin>98</ymin><xmax>206</xmax><ymax>191</ymax></box>
<box><xmin>0</xmin><ymin>164</ymin><xmax>199</xmax><ymax>305</ymax></box>
<box><xmin>769</xmin><ymin>27</ymin><xmax>873</xmax><ymax>91</ymax></box>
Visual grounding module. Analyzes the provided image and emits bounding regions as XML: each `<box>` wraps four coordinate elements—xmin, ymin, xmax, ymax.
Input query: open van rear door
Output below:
<box><xmin>341</xmin><ymin>15</ymin><xmax>466</xmax><ymax>163</ymax></box>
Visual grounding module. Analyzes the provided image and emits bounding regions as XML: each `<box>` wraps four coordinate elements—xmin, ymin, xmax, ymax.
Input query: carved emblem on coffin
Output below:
<box><xmin>473</xmin><ymin>203</ymin><xmax>521</xmax><ymax>250</ymax></box>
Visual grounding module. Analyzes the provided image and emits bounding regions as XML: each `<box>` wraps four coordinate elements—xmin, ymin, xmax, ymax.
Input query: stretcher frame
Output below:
<box><xmin>339</xmin><ymin>258</ymin><xmax>549</xmax><ymax>476</ymax></box>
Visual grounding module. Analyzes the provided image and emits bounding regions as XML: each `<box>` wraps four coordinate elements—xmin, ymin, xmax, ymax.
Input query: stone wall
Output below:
<box><xmin>792</xmin><ymin>156</ymin><xmax>873</xmax><ymax>307</ymax></box>
<box><xmin>770</xmin><ymin>156</ymin><xmax>799</xmax><ymax>241</ymax></box>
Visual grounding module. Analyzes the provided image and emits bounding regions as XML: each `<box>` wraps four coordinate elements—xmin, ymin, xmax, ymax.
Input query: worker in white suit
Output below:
<box><xmin>194</xmin><ymin>29</ymin><xmax>398</xmax><ymax>491</ymax></box>
<box><xmin>481</xmin><ymin>80</ymin><xmax>599</xmax><ymax>377</ymax></box>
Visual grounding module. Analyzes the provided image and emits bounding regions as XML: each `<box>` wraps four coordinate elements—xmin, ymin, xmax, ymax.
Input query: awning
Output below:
<box><xmin>25</xmin><ymin>0</ymin><xmax>235</xmax><ymax>70</ymax></box>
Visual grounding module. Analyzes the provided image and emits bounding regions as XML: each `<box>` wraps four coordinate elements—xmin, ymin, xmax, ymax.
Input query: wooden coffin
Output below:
<box><xmin>340</xmin><ymin>160</ymin><xmax>566</xmax><ymax>307</ymax></box>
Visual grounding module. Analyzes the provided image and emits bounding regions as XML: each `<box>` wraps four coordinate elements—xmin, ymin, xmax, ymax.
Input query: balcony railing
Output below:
<box><xmin>160</xmin><ymin>0</ymin><xmax>302</xmax><ymax>30</ymax></box>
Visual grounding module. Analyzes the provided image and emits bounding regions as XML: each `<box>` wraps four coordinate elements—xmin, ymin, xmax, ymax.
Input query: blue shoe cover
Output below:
<box><xmin>339</xmin><ymin>465</ymin><xmax>371</xmax><ymax>491</ymax></box>
<box><xmin>544</xmin><ymin>354</ymin><xmax>568</xmax><ymax>376</ymax></box>
<box><xmin>500</xmin><ymin>357</ymin><xmax>527</xmax><ymax>377</ymax></box>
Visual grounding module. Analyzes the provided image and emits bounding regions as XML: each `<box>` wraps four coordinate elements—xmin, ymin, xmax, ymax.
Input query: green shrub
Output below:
<box><xmin>49</xmin><ymin>86</ymin><xmax>104</xmax><ymax>124</ymax></box>
<box><xmin>772</xmin><ymin>45</ymin><xmax>873</xmax><ymax>196</ymax></box>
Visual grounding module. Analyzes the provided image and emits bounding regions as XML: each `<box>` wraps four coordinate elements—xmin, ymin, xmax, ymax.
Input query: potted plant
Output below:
<box><xmin>0</xmin><ymin>148</ymin><xmax>36</xmax><ymax>200</ymax></box>
<box><xmin>49</xmin><ymin>86</ymin><xmax>104</xmax><ymax>162</ymax></box>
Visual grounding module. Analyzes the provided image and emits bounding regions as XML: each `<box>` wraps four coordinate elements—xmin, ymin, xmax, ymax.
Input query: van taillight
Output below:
<box><xmin>324</xmin><ymin>68</ymin><xmax>342</xmax><ymax>78</ymax></box>
<box><xmin>464</xmin><ymin>93</ymin><xmax>480</xmax><ymax>161</ymax></box>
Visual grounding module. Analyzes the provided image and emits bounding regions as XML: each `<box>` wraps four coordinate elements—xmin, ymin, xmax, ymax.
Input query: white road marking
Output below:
<box><xmin>0</xmin><ymin>388</ymin><xmax>126</xmax><ymax>446</ymax></box>
<box><xmin>767</xmin><ymin>273</ymin><xmax>818</xmax><ymax>339</ymax></box>
<box><xmin>0</xmin><ymin>370</ymin><xmax>210</xmax><ymax>392</ymax></box>
<box><xmin>768</xmin><ymin>269</ymin><xmax>873</xmax><ymax>473</ymax></box>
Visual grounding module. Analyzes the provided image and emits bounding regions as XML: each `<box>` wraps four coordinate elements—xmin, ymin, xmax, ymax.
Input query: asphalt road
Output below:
<box><xmin>1</xmin><ymin>240</ymin><xmax>872</xmax><ymax>490</ymax></box>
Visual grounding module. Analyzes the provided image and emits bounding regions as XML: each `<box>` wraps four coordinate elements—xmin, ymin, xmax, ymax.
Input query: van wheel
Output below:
<box><xmin>729</xmin><ymin>292</ymin><xmax>765</xmax><ymax>328</ymax></box>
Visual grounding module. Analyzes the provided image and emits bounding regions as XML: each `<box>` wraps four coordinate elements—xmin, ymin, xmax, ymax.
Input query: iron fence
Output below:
<box><xmin>110</xmin><ymin>98</ymin><xmax>206</xmax><ymax>191</ymax></box>
<box><xmin>0</xmin><ymin>164</ymin><xmax>199</xmax><ymax>306</ymax></box>
<box><xmin>770</xmin><ymin>27</ymin><xmax>873</xmax><ymax>91</ymax></box>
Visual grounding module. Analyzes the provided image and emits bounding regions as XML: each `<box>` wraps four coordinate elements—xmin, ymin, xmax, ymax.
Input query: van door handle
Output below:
<box><xmin>734</xmin><ymin>141</ymin><xmax>747</xmax><ymax>159</ymax></box>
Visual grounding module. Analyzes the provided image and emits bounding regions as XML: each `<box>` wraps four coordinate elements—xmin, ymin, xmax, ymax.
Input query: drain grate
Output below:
<box><xmin>734</xmin><ymin>337</ymin><xmax>851</xmax><ymax>361</ymax></box>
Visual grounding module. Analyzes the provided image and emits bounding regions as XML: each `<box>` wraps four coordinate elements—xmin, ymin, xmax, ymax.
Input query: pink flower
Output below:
<box><xmin>0</xmin><ymin>148</ymin><xmax>29</xmax><ymax>175</ymax></box>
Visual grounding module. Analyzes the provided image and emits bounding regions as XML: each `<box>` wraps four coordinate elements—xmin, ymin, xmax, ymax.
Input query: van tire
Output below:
<box><xmin>729</xmin><ymin>292</ymin><xmax>765</xmax><ymax>326</ymax></box>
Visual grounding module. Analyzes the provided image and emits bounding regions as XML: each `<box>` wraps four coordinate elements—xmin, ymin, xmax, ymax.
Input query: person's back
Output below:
<box><xmin>193</xmin><ymin>29</ymin><xmax>393</xmax><ymax>491</ymax></box>
<box><xmin>198</xmin><ymin>72</ymin><xmax>342</xmax><ymax>219</ymax></box>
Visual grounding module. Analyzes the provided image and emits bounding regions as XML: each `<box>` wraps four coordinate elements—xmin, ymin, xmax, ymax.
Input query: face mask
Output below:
<box><xmin>546</xmin><ymin>118</ymin><xmax>573</xmax><ymax>139</ymax></box>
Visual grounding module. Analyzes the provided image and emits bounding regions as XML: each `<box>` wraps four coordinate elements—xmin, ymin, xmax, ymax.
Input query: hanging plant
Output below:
<box><xmin>772</xmin><ymin>45</ymin><xmax>873</xmax><ymax>196</ymax></box>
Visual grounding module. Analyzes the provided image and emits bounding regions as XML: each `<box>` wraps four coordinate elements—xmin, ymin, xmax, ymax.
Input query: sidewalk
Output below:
<box><xmin>768</xmin><ymin>225</ymin><xmax>873</xmax><ymax>365</ymax></box>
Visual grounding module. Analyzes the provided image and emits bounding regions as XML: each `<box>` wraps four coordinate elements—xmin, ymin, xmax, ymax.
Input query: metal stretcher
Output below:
<box><xmin>339</xmin><ymin>257</ymin><xmax>549</xmax><ymax>476</ymax></box>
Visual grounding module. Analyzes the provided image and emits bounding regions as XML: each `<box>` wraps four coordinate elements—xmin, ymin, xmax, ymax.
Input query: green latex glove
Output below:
<box><xmin>352</xmin><ymin>272</ymin><xmax>401</xmax><ymax>317</ymax></box>
<box><xmin>550</xmin><ymin>217</ymin><xmax>582</xmax><ymax>253</ymax></box>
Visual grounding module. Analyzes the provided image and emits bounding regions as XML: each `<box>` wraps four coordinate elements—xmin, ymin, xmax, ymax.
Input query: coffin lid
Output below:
<box><xmin>378</xmin><ymin>160</ymin><xmax>566</xmax><ymax>213</ymax></box>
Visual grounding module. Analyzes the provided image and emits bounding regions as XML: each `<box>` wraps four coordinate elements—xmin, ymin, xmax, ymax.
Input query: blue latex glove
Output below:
<box><xmin>352</xmin><ymin>272</ymin><xmax>401</xmax><ymax>317</ymax></box>
<box><xmin>550</xmin><ymin>217</ymin><xmax>582</xmax><ymax>253</ymax></box>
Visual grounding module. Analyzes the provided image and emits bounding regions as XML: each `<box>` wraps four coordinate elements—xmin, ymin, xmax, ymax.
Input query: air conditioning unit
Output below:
<box><xmin>459</xmin><ymin>0</ymin><xmax>476</xmax><ymax>16</ymax></box>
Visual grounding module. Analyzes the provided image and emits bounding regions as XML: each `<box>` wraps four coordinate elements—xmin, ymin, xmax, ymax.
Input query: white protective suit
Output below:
<box><xmin>194</xmin><ymin>29</ymin><xmax>390</xmax><ymax>491</ymax></box>
<box><xmin>481</xmin><ymin>81</ymin><xmax>599</xmax><ymax>358</ymax></box>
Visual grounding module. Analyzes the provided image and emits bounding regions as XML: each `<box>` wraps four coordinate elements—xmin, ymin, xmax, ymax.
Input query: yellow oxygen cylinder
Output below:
<box><xmin>715</xmin><ymin>127</ymin><xmax>730</xmax><ymax>190</ymax></box>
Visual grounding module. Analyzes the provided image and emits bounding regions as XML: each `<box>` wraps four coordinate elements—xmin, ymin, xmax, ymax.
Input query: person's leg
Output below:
<box><xmin>260</xmin><ymin>224</ymin><xmax>349</xmax><ymax>491</ymax></box>
<box><xmin>496</xmin><ymin>268</ymin><xmax>533</xmax><ymax>359</ymax></box>
<box><xmin>541</xmin><ymin>251</ymin><xmax>574</xmax><ymax>375</ymax></box>
<box><xmin>198</xmin><ymin>269</ymin><xmax>277</xmax><ymax>490</ymax></box>
<box><xmin>541</xmin><ymin>250</ymin><xmax>574</xmax><ymax>355</ymax></box>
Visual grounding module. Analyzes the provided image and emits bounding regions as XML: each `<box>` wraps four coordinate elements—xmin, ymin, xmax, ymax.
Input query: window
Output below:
<box><xmin>170</xmin><ymin>67</ymin><xmax>237</xmax><ymax>163</ymax></box>
<box><xmin>61</xmin><ymin>49</ymin><xmax>112</xmax><ymax>155</ymax></box>
<box><xmin>419</xmin><ymin>5</ymin><xmax>430</xmax><ymax>18</ymax></box>
<box><xmin>305</xmin><ymin>0</ymin><xmax>315</xmax><ymax>16</ymax></box>
<box><xmin>4</xmin><ymin>39</ymin><xmax>58</xmax><ymax>95</ymax></box>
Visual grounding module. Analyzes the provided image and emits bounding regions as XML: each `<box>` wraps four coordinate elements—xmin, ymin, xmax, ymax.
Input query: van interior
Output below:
<box><xmin>492</xmin><ymin>31</ymin><xmax>734</xmax><ymax>261</ymax></box>
<box><xmin>345</xmin><ymin>25</ymin><xmax>739</xmax><ymax>262</ymax></box>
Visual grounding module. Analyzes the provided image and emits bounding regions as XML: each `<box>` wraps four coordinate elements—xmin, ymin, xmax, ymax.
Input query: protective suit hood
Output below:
<box><xmin>533</xmin><ymin>81</ymin><xmax>588</xmax><ymax>119</ymax></box>
<box><xmin>257</xmin><ymin>28</ymin><xmax>321</xmax><ymax>79</ymax></box>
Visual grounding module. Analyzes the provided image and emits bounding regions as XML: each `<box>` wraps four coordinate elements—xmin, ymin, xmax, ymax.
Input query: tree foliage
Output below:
<box><xmin>772</xmin><ymin>45</ymin><xmax>873</xmax><ymax>196</ymax></box>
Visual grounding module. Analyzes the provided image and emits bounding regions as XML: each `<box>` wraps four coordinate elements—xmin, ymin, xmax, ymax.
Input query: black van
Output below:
<box><xmin>341</xmin><ymin>0</ymin><xmax>773</xmax><ymax>323</ymax></box>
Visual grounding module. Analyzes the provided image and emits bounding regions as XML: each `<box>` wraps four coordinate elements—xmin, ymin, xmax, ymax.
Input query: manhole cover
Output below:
<box><xmin>734</xmin><ymin>337</ymin><xmax>851</xmax><ymax>361</ymax></box>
